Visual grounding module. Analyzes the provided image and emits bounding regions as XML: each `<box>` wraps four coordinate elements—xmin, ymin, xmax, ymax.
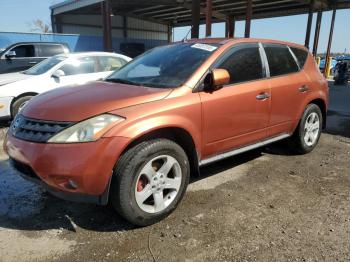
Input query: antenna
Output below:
<box><xmin>182</xmin><ymin>25</ymin><xmax>193</xmax><ymax>42</ymax></box>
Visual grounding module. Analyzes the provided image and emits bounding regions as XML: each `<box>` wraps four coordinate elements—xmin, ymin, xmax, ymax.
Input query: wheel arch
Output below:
<box><xmin>308</xmin><ymin>98</ymin><xmax>327</xmax><ymax>129</ymax></box>
<box><xmin>117</xmin><ymin>126</ymin><xmax>200</xmax><ymax>177</ymax></box>
<box><xmin>10</xmin><ymin>92</ymin><xmax>38</xmax><ymax>117</ymax></box>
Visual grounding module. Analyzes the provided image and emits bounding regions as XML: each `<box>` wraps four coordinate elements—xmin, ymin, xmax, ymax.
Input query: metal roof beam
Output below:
<box><xmin>182</xmin><ymin>2</ymin><xmax>227</xmax><ymax>20</ymax></box>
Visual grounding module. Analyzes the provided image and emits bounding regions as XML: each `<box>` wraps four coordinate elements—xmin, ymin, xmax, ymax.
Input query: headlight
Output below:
<box><xmin>48</xmin><ymin>114</ymin><xmax>124</xmax><ymax>143</ymax></box>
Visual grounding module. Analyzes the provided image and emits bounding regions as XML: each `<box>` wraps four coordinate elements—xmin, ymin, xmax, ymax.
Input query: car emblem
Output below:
<box><xmin>12</xmin><ymin>115</ymin><xmax>23</xmax><ymax>133</ymax></box>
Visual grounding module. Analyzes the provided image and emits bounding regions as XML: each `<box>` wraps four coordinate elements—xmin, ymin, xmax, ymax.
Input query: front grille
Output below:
<box><xmin>11</xmin><ymin>115</ymin><xmax>73</xmax><ymax>143</ymax></box>
<box><xmin>10</xmin><ymin>158</ymin><xmax>38</xmax><ymax>179</ymax></box>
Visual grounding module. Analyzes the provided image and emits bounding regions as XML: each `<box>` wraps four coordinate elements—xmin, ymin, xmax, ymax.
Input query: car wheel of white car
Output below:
<box><xmin>12</xmin><ymin>96</ymin><xmax>33</xmax><ymax>118</ymax></box>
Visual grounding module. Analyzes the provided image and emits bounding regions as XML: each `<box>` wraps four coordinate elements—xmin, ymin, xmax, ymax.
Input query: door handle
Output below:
<box><xmin>299</xmin><ymin>85</ymin><xmax>309</xmax><ymax>93</ymax></box>
<box><xmin>256</xmin><ymin>92</ymin><xmax>271</xmax><ymax>100</ymax></box>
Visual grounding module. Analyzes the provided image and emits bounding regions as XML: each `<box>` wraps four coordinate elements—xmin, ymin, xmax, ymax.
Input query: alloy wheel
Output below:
<box><xmin>134</xmin><ymin>155</ymin><xmax>182</xmax><ymax>213</ymax></box>
<box><xmin>303</xmin><ymin>112</ymin><xmax>320</xmax><ymax>146</ymax></box>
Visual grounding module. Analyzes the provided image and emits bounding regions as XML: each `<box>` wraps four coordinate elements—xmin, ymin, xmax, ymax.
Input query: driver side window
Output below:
<box><xmin>215</xmin><ymin>43</ymin><xmax>264</xmax><ymax>85</ymax></box>
<box><xmin>10</xmin><ymin>45</ymin><xmax>35</xmax><ymax>58</ymax></box>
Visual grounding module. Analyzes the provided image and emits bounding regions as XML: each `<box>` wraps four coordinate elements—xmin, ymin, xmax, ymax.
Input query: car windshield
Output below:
<box><xmin>24</xmin><ymin>56</ymin><xmax>67</xmax><ymax>75</ymax></box>
<box><xmin>106</xmin><ymin>43</ymin><xmax>219</xmax><ymax>88</ymax></box>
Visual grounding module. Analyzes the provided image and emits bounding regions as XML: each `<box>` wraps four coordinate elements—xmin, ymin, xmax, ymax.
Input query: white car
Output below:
<box><xmin>0</xmin><ymin>52</ymin><xmax>131</xmax><ymax>121</ymax></box>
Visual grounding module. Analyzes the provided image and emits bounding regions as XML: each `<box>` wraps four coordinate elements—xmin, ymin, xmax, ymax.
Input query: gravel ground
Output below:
<box><xmin>0</xmin><ymin>82</ymin><xmax>350</xmax><ymax>262</ymax></box>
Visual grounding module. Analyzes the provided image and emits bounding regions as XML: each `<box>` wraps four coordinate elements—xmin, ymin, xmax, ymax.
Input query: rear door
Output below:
<box><xmin>96</xmin><ymin>55</ymin><xmax>129</xmax><ymax>78</ymax></box>
<box><xmin>262</xmin><ymin>43</ymin><xmax>309</xmax><ymax>137</ymax></box>
<box><xmin>38</xmin><ymin>44</ymin><xmax>66</xmax><ymax>58</ymax></box>
<box><xmin>199</xmin><ymin>43</ymin><xmax>271</xmax><ymax>158</ymax></box>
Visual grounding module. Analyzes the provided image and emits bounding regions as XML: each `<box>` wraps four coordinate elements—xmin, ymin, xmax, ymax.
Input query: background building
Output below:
<box><xmin>50</xmin><ymin>0</ymin><xmax>171</xmax><ymax>57</ymax></box>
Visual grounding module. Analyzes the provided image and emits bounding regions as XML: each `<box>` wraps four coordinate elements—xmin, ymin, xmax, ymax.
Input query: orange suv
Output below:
<box><xmin>4</xmin><ymin>38</ymin><xmax>328</xmax><ymax>226</ymax></box>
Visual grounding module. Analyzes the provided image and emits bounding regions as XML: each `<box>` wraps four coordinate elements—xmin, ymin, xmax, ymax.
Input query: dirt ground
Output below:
<box><xmin>1</xmin><ymin>82</ymin><xmax>350</xmax><ymax>262</ymax></box>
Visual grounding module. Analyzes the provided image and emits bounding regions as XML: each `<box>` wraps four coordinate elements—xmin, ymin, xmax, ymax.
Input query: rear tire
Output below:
<box><xmin>12</xmin><ymin>96</ymin><xmax>33</xmax><ymax>118</ymax></box>
<box><xmin>110</xmin><ymin>139</ymin><xmax>190</xmax><ymax>226</ymax></box>
<box><xmin>289</xmin><ymin>104</ymin><xmax>323</xmax><ymax>154</ymax></box>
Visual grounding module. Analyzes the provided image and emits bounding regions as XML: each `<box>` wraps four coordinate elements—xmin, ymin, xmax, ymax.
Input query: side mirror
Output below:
<box><xmin>52</xmin><ymin>69</ymin><xmax>65</xmax><ymax>79</ymax></box>
<box><xmin>203</xmin><ymin>68</ymin><xmax>230</xmax><ymax>92</ymax></box>
<box><xmin>5</xmin><ymin>51</ymin><xmax>16</xmax><ymax>59</ymax></box>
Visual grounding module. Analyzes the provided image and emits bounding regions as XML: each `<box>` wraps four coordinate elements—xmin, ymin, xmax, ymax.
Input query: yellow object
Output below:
<box><xmin>0</xmin><ymin>104</ymin><xmax>4</xmax><ymax>109</ymax></box>
<box><xmin>325</xmin><ymin>57</ymin><xmax>333</xmax><ymax>79</ymax></box>
<box><xmin>316</xmin><ymin>56</ymin><xmax>321</xmax><ymax>66</ymax></box>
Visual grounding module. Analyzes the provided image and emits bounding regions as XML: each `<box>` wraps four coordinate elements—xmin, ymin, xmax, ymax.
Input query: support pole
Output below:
<box><xmin>245</xmin><ymin>0</ymin><xmax>253</xmax><ymax>38</ymax></box>
<box><xmin>101</xmin><ymin>0</ymin><xmax>112</xmax><ymax>52</ymax></box>
<box><xmin>191</xmin><ymin>0</ymin><xmax>200</xmax><ymax>39</ymax></box>
<box><xmin>229</xmin><ymin>16</ymin><xmax>235</xmax><ymax>38</ymax></box>
<box><xmin>123</xmin><ymin>16</ymin><xmax>127</xmax><ymax>38</ymax></box>
<box><xmin>167</xmin><ymin>24</ymin><xmax>172</xmax><ymax>43</ymax></box>
<box><xmin>205</xmin><ymin>0</ymin><xmax>212</xmax><ymax>37</ymax></box>
<box><xmin>225</xmin><ymin>16</ymin><xmax>234</xmax><ymax>38</ymax></box>
<box><xmin>50</xmin><ymin>10</ymin><xmax>56</xmax><ymax>33</ymax></box>
<box><xmin>312</xmin><ymin>11</ymin><xmax>322</xmax><ymax>57</ymax></box>
<box><xmin>232</xmin><ymin>16</ymin><xmax>236</xmax><ymax>38</ymax></box>
<box><xmin>305</xmin><ymin>0</ymin><xmax>314</xmax><ymax>49</ymax></box>
<box><xmin>324</xmin><ymin>8</ymin><xmax>337</xmax><ymax>78</ymax></box>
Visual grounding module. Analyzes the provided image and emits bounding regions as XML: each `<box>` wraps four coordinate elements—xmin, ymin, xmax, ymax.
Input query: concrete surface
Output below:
<box><xmin>0</xmin><ymin>82</ymin><xmax>350</xmax><ymax>261</ymax></box>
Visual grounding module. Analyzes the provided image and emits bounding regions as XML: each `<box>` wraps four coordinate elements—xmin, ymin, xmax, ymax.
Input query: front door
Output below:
<box><xmin>52</xmin><ymin>56</ymin><xmax>101</xmax><ymax>87</ymax></box>
<box><xmin>0</xmin><ymin>44</ymin><xmax>41</xmax><ymax>73</ymax></box>
<box><xmin>199</xmin><ymin>43</ymin><xmax>271</xmax><ymax>159</ymax></box>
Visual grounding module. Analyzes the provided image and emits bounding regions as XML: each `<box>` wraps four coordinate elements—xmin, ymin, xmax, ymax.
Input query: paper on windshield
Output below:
<box><xmin>191</xmin><ymin>43</ymin><xmax>217</xmax><ymax>52</ymax></box>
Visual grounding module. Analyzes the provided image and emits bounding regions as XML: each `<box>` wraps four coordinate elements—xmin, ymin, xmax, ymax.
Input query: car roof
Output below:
<box><xmin>178</xmin><ymin>37</ymin><xmax>308</xmax><ymax>51</ymax></box>
<box><xmin>54</xmin><ymin>52</ymin><xmax>131</xmax><ymax>59</ymax></box>
<box><xmin>5</xmin><ymin>42</ymin><xmax>68</xmax><ymax>46</ymax></box>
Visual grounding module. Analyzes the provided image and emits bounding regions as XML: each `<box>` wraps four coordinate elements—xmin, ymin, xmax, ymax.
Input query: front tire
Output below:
<box><xmin>290</xmin><ymin>104</ymin><xmax>323</xmax><ymax>154</ymax></box>
<box><xmin>110</xmin><ymin>139</ymin><xmax>190</xmax><ymax>226</ymax></box>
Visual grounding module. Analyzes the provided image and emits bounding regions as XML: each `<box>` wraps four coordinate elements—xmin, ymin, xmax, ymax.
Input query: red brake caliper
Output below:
<box><xmin>137</xmin><ymin>176</ymin><xmax>147</xmax><ymax>192</ymax></box>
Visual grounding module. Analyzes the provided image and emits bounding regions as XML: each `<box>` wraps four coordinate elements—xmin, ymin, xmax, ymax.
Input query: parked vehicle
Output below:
<box><xmin>0</xmin><ymin>52</ymin><xmax>131</xmax><ymax>121</ymax></box>
<box><xmin>4</xmin><ymin>38</ymin><xmax>328</xmax><ymax>226</ymax></box>
<box><xmin>337</xmin><ymin>56</ymin><xmax>350</xmax><ymax>81</ymax></box>
<box><xmin>0</xmin><ymin>42</ymin><xmax>70</xmax><ymax>74</ymax></box>
<box><xmin>334</xmin><ymin>60</ymin><xmax>349</xmax><ymax>85</ymax></box>
<box><xmin>319</xmin><ymin>57</ymin><xmax>337</xmax><ymax>75</ymax></box>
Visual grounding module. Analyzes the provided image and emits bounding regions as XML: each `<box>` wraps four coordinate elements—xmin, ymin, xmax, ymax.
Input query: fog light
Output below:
<box><xmin>67</xmin><ymin>179</ymin><xmax>78</xmax><ymax>190</ymax></box>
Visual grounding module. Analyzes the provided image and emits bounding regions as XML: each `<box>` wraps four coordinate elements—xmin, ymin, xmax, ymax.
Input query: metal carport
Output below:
<box><xmin>51</xmin><ymin>0</ymin><xmax>350</xmax><ymax>73</ymax></box>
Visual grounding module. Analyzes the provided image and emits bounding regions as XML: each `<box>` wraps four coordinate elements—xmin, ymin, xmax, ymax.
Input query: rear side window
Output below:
<box><xmin>98</xmin><ymin>56</ymin><xmax>127</xmax><ymax>72</ymax></box>
<box><xmin>59</xmin><ymin>57</ymin><xmax>97</xmax><ymax>76</ymax></box>
<box><xmin>290</xmin><ymin>47</ymin><xmax>308</xmax><ymax>69</ymax></box>
<box><xmin>216</xmin><ymin>43</ymin><xmax>263</xmax><ymax>84</ymax></box>
<box><xmin>39</xmin><ymin>44</ymin><xmax>65</xmax><ymax>57</ymax></box>
<box><xmin>11</xmin><ymin>45</ymin><xmax>35</xmax><ymax>58</ymax></box>
<box><xmin>263</xmin><ymin>44</ymin><xmax>299</xmax><ymax>77</ymax></box>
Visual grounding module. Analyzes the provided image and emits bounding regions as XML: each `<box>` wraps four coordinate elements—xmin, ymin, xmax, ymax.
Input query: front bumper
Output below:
<box><xmin>4</xmin><ymin>134</ymin><xmax>131</xmax><ymax>204</ymax></box>
<box><xmin>0</xmin><ymin>96</ymin><xmax>14</xmax><ymax>119</ymax></box>
<box><xmin>10</xmin><ymin>158</ymin><xmax>110</xmax><ymax>205</ymax></box>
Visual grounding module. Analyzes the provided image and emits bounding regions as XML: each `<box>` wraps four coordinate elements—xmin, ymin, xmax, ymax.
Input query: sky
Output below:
<box><xmin>0</xmin><ymin>0</ymin><xmax>349</xmax><ymax>53</ymax></box>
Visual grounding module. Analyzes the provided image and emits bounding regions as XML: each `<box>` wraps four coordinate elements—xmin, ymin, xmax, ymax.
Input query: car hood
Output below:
<box><xmin>0</xmin><ymin>72</ymin><xmax>33</xmax><ymax>86</ymax></box>
<box><xmin>22</xmin><ymin>81</ymin><xmax>172</xmax><ymax>122</ymax></box>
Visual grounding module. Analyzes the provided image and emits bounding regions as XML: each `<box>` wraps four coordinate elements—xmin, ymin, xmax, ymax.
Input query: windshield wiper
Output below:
<box><xmin>105</xmin><ymin>78</ymin><xmax>143</xmax><ymax>86</ymax></box>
